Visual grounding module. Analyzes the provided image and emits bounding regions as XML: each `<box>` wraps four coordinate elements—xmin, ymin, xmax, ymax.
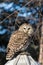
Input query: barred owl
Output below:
<box><xmin>6</xmin><ymin>23</ymin><xmax>34</xmax><ymax>60</ymax></box>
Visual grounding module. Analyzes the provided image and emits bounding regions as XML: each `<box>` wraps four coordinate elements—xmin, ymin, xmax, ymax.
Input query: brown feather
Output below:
<box><xmin>6</xmin><ymin>23</ymin><xmax>34</xmax><ymax>60</ymax></box>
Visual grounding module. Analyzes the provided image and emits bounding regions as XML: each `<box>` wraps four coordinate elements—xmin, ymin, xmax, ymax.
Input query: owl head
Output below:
<box><xmin>19</xmin><ymin>23</ymin><xmax>34</xmax><ymax>37</ymax></box>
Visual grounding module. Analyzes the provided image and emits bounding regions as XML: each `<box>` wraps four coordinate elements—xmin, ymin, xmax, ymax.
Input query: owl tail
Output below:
<box><xmin>6</xmin><ymin>49</ymin><xmax>14</xmax><ymax>60</ymax></box>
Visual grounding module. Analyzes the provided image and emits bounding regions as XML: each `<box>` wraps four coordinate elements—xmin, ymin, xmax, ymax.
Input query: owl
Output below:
<box><xmin>6</xmin><ymin>23</ymin><xmax>34</xmax><ymax>60</ymax></box>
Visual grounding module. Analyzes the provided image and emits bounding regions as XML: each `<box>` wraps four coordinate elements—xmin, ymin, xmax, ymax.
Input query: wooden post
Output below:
<box><xmin>39</xmin><ymin>20</ymin><xmax>43</xmax><ymax>65</ymax></box>
<box><xmin>5</xmin><ymin>55</ymin><xmax>40</xmax><ymax>65</ymax></box>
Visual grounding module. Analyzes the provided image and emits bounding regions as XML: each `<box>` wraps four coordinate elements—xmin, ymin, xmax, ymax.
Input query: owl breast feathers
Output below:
<box><xmin>6</xmin><ymin>23</ymin><xmax>34</xmax><ymax>60</ymax></box>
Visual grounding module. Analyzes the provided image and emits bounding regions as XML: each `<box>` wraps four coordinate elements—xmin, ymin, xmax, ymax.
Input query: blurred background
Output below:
<box><xmin>0</xmin><ymin>0</ymin><xmax>43</xmax><ymax>65</ymax></box>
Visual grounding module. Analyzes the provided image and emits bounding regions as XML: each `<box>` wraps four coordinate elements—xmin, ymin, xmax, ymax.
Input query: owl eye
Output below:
<box><xmin>24</xmin><ymin>27</ymin><xmax>26</xmax><ymax>29</ymax></box>
<box><xmin>28</xmin><ymin>28</ymin><xmax>30</xmax><ymax>30</ymax></box>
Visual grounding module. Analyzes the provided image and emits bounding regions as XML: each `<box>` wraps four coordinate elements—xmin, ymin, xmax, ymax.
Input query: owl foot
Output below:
<box><xmin>20</xmin><ymin>52</ymin><xmax>30</xmax><ymax>56</ymax></box>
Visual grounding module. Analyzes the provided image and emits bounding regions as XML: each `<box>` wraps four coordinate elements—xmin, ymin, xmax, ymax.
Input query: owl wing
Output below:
<box><xmin>6</xmin><ymin>31</ymin><xmax>28</xmax><ymax>60</ymax></box>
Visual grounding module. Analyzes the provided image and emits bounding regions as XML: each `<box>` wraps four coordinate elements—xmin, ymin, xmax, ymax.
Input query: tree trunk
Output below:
<box><xmin>39</xmin><ymin>20</ymin><xmax>43</xmax><ymax>65</ymax></box>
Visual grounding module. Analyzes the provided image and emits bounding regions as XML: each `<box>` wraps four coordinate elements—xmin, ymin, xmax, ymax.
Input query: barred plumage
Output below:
<box><xmin>6</xmin><ymin>23</ymin><xmax>34</xmax><ymax>60</ymax></box>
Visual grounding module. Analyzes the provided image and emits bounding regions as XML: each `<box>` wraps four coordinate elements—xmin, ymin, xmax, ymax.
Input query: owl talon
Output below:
<box><xmin>20</xmin><ymin>52</ymin><xmax>30</xmax><ymax>56</ymax></box>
